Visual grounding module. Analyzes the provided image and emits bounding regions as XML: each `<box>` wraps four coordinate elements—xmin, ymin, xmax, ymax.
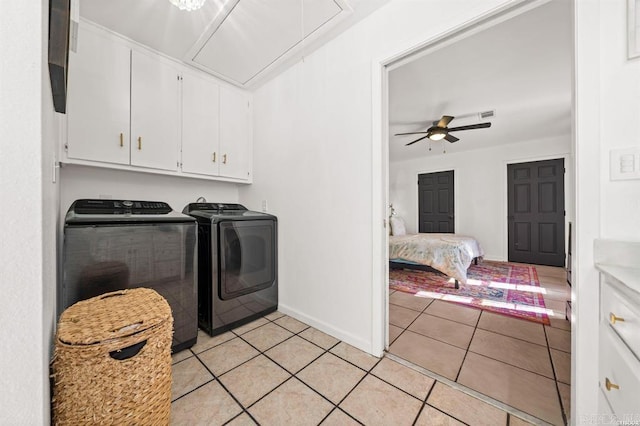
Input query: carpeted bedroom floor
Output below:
<box><xmin>388</xmin><ymin>263</ymin><xmax>571</xmax><ymax>425</ymax></box>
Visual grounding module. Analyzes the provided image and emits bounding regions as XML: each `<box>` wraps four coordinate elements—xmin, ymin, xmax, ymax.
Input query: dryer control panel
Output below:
<box><xmin>184</xmin><ymin>203</ymin><xmax>248</xmax><ymax>214</ymax></box>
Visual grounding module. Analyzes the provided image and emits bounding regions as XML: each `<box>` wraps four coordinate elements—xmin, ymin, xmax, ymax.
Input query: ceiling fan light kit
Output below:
<box><xmin>395</xmin><ymin>114</ymin><xmax>492</xmax><ymax>146</ymax></box>
<box><xmin>428</xmin><ymin>129</ymin><xmax>446</xmax><ymax>141</ymax></box>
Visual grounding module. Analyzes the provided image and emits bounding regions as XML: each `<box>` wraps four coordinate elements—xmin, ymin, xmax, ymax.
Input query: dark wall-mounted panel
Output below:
<box><xmin>48</xmin><ymin>0</ymin><xmax>70</xmax><ymax>113</ymax></box>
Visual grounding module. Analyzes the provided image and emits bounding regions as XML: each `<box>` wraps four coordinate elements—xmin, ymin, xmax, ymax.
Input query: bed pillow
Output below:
<box><xmin>390</xmin><ymin>216</ymin><xmax>407</xmax><ymax>236</ymax></box>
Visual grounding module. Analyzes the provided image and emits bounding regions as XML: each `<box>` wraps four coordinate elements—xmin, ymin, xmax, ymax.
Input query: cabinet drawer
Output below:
<box><xmin>599</xmin><ymin>324</ymin><xmax>640</xmax><ymax>415</ymax></box>
<box><xmin>597</xmin><ymin>387</ymin><xmax>618</xmax><ymax>426</ymax></box>
<box><xmin>602</xmin><ymin>278</ymin><xmax>640</xmax><ymax>358</ymax></box>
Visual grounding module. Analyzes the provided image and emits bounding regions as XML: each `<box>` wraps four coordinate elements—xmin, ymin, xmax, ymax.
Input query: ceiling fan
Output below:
<box><xmin>395</xmin><ymin>115</ymin><xmax>491</xmax><ymax>145</ymax></box>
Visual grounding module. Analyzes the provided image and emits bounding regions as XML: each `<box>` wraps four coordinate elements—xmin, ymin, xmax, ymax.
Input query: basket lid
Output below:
<box><xmin>57</xmin><ymin>288</ymin><xmax>172</xmax><ymax>346</ymax></box>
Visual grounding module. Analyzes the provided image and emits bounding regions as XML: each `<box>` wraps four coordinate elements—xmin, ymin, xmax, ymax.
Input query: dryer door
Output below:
<box><xmin>218</xmin><ymin>219</ymin><xmax>276</xmax><ymax>300</ymax></box>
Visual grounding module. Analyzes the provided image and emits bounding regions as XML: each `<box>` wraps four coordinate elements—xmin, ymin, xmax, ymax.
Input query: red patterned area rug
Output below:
<box><xmin>389</xmin><ymin>261</ymin><xmax>551</xmax><ymax>325</ymax></box>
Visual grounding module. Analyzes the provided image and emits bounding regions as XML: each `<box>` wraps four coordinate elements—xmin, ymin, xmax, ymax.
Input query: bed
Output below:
<box><xmin>389</xmin><ymin>233</ymin><xmax>484</xmax><ymax>289</ymax></box>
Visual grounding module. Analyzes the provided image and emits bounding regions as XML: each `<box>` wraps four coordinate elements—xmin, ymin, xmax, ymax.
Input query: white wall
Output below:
<box><xmin>59</xmin><ymin>165</ymin><xmax>240</xmax><ymax>214</ymax></box>
<box><xmin>389</xmin><ymin>136</ymin><xmax>572</xmax><ymax>261</ymax></box>
<box><xmin>239</xmin><ymin>0</ymin><xmax>513</xmax><ymax>354</ymax></box>
<box><xmin>0</xmin><ymin>0</ymin><xmax>58</xmax><ymax>422</ymax></box>
<box><xmin>598</xmin><ymin>2</ymin><xmax>640</xmax><ymax>239</ymax></box>
<box><xmin>573</xmin><ymin>0</ymin><xmax>640</xmax><ymax>421</ymax></box>
<box><xmin>41</xmin><ymin>49</ymin><xmax>62</xmax><ymax>426</ymax></box>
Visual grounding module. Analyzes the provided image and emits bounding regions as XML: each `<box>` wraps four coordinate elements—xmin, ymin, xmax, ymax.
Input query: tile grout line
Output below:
<box><xmin>462</xmin><ymin>347</ymin><xmax>557</xmax><ymax>382</ymax></box>
<box><xmin>543</xmin><ymin>324</ymin><xmax>569</xmax><ymax>426</ymax></box>
<box><xmin>242</xmin><ymin>334</ymin><xmax>342</xmax><ymax>415</ymax></box>
<box><xmin>176</xmin><ymin>304</ymin><xmax>568</xmax><ymax>425</ymax></box>
<box><xmin>384</xmin><ymin>304</ymin><xmax>557</xmax><ymax>383</ymax></box>
<box><xmin>389</xmin><ymin>265</ymin><xmax>572</xmax><ymax>423</ymax></box>
<box><xmin>221</xmin><ymin>316</ymin><xmax>328</xmax><ymax>422</ymax></box>
<box><xmin>318</xmin><ymin>406</ymin><xmax>365</xmax><ymax>426</ymax></box>
<box><xmin>222</xmin><ymin>317</ymin><xmax>376</xmax><ymax>424</ymax></box>
<box><xmin>189</xmin><ymin>349</ymin><xmax>262</xmax><ymax>425</ymax></box>
<box><xmin>473</xmin><ymin>322</ymin><xmax>552</xmax><ymax>347</ymax></box>
<box><xmin>385</xmin><ymin>353</ymin><xmax>553</xmax><ymax>426</ymax></box>
<box><xmin>453</xmin><ymin>307</ymin><xmax>483</xmax><ymax>383</ymax></box>
<box><xmin>409</xmin><ymin>379</ymin><xmax>475</xmax><ymax>426</ymax></box>
<box><xmin>179</xmin><ymin>316</ymin><xmax>302</xmax><ymax>423</ymax></box>
<box><xmin>388</xmin><ymin>296</ymin><xmax>434</xmax><ymax>346</ymax></box>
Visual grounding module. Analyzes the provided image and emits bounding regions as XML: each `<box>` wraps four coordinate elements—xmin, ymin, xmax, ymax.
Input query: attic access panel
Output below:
<box><xmin>189</xmin><ymin>0</ymin><xmax>347</xmax><ymax>86</ymax></box>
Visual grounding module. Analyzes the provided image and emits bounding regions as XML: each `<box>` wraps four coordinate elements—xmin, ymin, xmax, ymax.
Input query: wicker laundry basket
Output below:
<box><xmin>52</xmin><ymin>288</ymin><xmax>173</xmax><ymax>425</ymax></box>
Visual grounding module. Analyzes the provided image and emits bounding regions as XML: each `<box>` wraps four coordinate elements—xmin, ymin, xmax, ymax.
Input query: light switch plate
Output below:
<box><xmin>610</xmin><ymin>147</ymin><xmax>640</xmax><ymax>180</ymax></box>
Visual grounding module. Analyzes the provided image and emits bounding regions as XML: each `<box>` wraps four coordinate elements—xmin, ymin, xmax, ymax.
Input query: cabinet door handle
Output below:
<box><xmin>137</xmin><ymin>137</ymin><xmax>142</xmax><ymax>150</ymax></box>
<box><xmin>605</xmin><ymin>377</ymin><xmax>620</xmax><ymax>391</ymax></box>
<box><xmin>223</xmin><ymin>154</ymin><xmax>227</xmax><ymax>164</ymax></box>
<box><xmin>119</xmin><ymin>133</ymin><xmax>124</xmax><ymax>147</ymax></box>
<box><xmin>609</xmin><ymin>312</ymin><xmax>625</xmax><ymax>324</ymax></box>
<box><xmin>212</xmin><ymin>152</ymin><xmax>216</xmax><ymax>163</ymax></box>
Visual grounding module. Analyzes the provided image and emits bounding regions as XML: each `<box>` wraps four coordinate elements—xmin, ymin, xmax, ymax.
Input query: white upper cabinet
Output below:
<box><xmin>130</xmin><ymin>51</ymin><xmax>180</xmax><ymax>171</ymax></box>
<box><xmin>181</xmin><ymin>72</ymin><xmax>220</xmax><ymax>176</ymax></box>
<box><xmin>67</xmin><ymin>25</ymin><xmax>130</xmax><ymax>165</ymax></box>
<box><xmin>64</xmin><ymin>21</ymin><xmax>252</xmax><ymax>183</ymax></box>
<box><xmin>219</xmin><ymin>86</ymin><xmax>252</xmax><ymax>180</ymax></box>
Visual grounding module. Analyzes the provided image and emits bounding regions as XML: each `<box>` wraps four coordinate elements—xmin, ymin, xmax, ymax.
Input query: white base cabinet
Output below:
<box><xmin>595</xmin><ymin>239</ymin><xmax>640</xmax><ymax>426</ymax></box>
<box><xmin>65</xmin><ymin>21</ymin><xmax>252</xmax><ymax>183</ymax></box>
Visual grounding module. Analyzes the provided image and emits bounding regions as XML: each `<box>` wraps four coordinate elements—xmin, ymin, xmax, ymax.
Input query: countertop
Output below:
<box><xmin>595</xmin><ymin>239</ymin><xmax>640</xmax><ymax>296</ymax></box>
<box><xmin>595</xmin><ymin>264</ymin><xmax>640</xmax><ymax>296</ymax></box>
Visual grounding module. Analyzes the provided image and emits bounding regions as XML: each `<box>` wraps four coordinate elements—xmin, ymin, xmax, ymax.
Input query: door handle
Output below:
<box><xmin>119</xmin><ymin>133</ymin><xmax>124</xmax><ymax>147</ymax></box>
<box><xmin>137</xmin><ymin>137</ymin><xmax>142</xmax><ymax>150</ymax></box>
<box><xmin>223</xmin><ymin>154</ymin><xmax>227</xmax><ymax>164</ymax></box>
<box><xmin>212</xmin><ymin>152</ymin><xmax>216</xmax><ymax>163</ymax></box>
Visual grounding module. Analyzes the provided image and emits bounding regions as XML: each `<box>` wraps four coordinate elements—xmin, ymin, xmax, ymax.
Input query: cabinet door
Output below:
<box><xmin>67</xmin><ymin>25</ymin><xmax>130</xmax><ymax>165</ymax></box>
<box><xmin>181</xmin><ymin>73</ymin><xmax>220</xmax><ymax>176</ymax></box>
<box><xmin>131</xmin><ymin>51</ymin><xmax>180</xmax><ymax>171</ymax></box>
<box><xmin>219</xmin><ymin>86</ymin><xmax>252</xmax><ymax>180</ymax></box>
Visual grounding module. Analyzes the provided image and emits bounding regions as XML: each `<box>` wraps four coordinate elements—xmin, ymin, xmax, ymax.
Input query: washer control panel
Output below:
<box><xmin>72</xmin><ymin>199</ymin><xmax>172</xmax><ymax>215</ymax></box>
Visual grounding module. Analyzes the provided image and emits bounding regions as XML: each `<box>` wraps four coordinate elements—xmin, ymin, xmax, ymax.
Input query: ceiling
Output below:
<box><xmin>78</xmin><ymin>0</ymin><xmax>388</xmax><ymax>88</ymax></box>
<box><xmin>388</xmin><ymin>0</ymin><xmax>573</xmax><ymax>162</ymax></box>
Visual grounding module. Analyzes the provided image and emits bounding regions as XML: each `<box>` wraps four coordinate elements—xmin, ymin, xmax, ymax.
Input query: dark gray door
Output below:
<box><xmin>508</xmin><ymin>159</ymin><xmax>565</xmax><ymax>266</ymax></box>
<box><xmin>418</xmin><ymin>171</ymin><xmax>454</xmax><ymax>233</ymax></box>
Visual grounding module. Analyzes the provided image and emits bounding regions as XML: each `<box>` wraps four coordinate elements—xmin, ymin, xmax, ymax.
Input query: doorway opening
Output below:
<box><xmin>379</xmin><ymin>1</ymin><xmax>573</xmax><ymax>424</ymax></box>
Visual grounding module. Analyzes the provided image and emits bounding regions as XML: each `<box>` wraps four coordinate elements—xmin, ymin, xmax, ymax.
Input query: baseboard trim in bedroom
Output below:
<box><xmin>277</xmin><ymin>303</ymin><xmax>380</xmax><ymax>357</ymax></box>
<box><xmin>384</xmin><ymin>352</ymin><xmax>554</xmax><ymax>426</ymax></box>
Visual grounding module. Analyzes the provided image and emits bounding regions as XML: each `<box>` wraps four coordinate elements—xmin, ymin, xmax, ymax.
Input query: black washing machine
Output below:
<box><xmin>61</xmin><ymin>199</ymin><xmax>198</xmax><ymax>352</ymax></box>
<box><xmin>183</xmin><ymin>203</ymin><xmax>278</xmax><ymax>336</ymax></box>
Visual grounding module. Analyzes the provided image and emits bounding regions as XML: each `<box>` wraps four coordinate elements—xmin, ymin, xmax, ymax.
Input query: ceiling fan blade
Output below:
<box><xmin>437</xmin><ymin>115</ymin><xmax>455</xmax><ymax>128</ymax></box>
<box><xmin>405</xmin><ymin>135</ymin><xmax>430</xmax><ymax>146</ymax></box>
<box><xmin>394</xmin><ymin>131</ymin><xmax>429</xmax><ymax>136</ymax></box>
<box><xmin>444</xmin><ymin>134</ymin><xmax>459</xmax><ymax>143</ymax></box>
<box><xmin>448</xmin><ymin>122</ymin><xmax>492</xmax><ymax>132</ymax></box>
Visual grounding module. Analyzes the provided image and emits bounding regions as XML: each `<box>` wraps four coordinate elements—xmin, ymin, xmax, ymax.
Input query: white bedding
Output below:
<box><xmin>389</xmin><ymin>233</ymin><xmax>484</xmax><ymax>283</ymax></box>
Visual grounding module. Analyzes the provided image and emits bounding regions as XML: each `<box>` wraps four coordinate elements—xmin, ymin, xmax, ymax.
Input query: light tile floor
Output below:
<box><xmin>170</xmin><ymin>310</ymin><xmax>540</xmax><ymax>425</ymax></box>
<box><xmin>388</xmin><ymin>264</ymin><xmax>571</xmax><ymax>426</ymax></box>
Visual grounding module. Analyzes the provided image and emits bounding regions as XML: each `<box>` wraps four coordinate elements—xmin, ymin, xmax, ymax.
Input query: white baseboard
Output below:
<box><xmin>482</xmin><ymin>254</ymin><xmax>506</xmax><ymax>262</ymax></box>
<box><xmin>277</xmin><ymin>303</ymin><xmax>381</xmax><ymax>357</ymax></box>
